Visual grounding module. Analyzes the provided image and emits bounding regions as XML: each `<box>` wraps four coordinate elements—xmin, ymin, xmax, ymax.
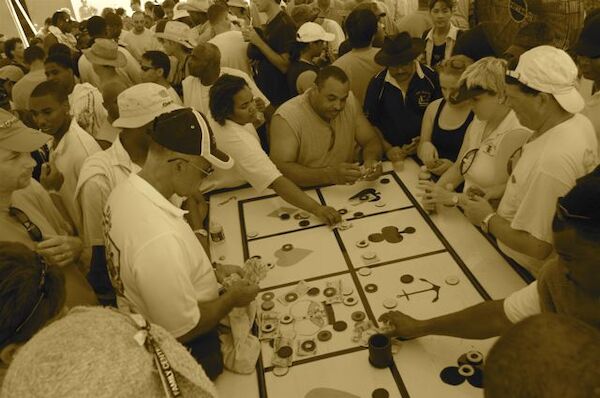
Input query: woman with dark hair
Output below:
<box><xmin>286</xmin><ymin>22</ymin><xmax>334</xmax><ymax>96</ymax></box>
<box><xmin>423</xmin><ymin>0</ymin><xmax>461</xmax><ymax>67</ymax></box>
<box><xmin>207</xmin><ymin>74</ymin><xmax>341</xmax><ymax>225</ymax></box>
<box><xmin>0</xmin><ymin>241</ymin><xmax>66</xmax><ymax>382</ymax></box>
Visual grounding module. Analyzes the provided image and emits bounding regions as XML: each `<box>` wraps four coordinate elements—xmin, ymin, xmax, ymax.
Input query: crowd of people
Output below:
<box><xmin>0</xmin><ymin>0</ymin><xmax>599</xmax><ymax>396</ymax></box>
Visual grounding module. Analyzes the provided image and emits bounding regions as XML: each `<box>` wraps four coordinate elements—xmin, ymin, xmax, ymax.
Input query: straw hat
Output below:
<box><xmin>82</xmin><ymin>38</ymin><xmax>127</xmax><ymax>68</ymax></box>
<box><xmin>154</xmin><ymin>20</ymin><xmax>197</xmax><ymax>49</ymax></box>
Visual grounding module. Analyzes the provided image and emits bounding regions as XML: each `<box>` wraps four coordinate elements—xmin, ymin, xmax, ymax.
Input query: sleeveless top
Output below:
<box><xmin>431</xmin><ymin>99</ymin><xmax>474</xmax><ymax>161</ymax></box>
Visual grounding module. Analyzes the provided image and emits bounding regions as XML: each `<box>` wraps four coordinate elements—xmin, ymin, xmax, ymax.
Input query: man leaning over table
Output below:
<box><xmin>103</xmin><ymin>108</ymin><xmax>259</xmax><ymax>380</ymax></box>
<box><xmin>270</xmin><ymin>66</ymin><xmax>383</xmax><ymax>187</ymax></box>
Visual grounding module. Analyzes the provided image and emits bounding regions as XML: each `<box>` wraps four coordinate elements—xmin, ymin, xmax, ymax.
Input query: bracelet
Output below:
<box><xmin>480</xmin><ymin>212</ymin><xmax>496</xmax><ymax>234</ymax></box>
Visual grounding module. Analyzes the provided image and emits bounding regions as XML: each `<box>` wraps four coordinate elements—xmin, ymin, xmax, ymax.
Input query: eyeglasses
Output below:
<box><xmin>556</xmin><ymin>198</ymin><xmax>592</xmax><ymax>222</ymax></box>
<box><xmin>168</xmin><ymin>158</ymin><xmax>214</xmax><ymax>177</ymax></box>
<box><xmin>9</xmin><ymin>206</ymin><xmax>43</xmax><ymax>242</ymax></box>
<box><xmin>0</xmin><ymin>256</ymin><xmax>48</xmax><ymax>347</ymax></box>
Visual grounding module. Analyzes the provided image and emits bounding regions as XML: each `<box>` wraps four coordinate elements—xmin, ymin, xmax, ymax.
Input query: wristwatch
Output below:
<box><xmin>480</xmin><ymin>212</ymin><xmax>496</xmax><ymax>234</ymax></box>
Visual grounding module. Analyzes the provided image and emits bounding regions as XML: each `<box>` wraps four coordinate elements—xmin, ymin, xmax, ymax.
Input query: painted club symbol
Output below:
<box><xmin>349</xmin><ymin>188</ymin><xmax>381</xmax><ymax>206</ymax></box>
<box><xmin>368</xmin><ymin>226</ymin><xmax>416</xmax><ymax>244</ymax></box>
<box><xmin>396</xmin><ymin>278</ymin><xmax>441</xmax><ymax>303</ymax></box>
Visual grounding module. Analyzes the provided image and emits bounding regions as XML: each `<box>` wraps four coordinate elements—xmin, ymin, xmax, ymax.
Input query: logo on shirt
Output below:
<box><xmin>415</xmin><ymin>90</ymin><xmax>432</xmax><ymax>108</ymax></box>
<box><xmin>102</xmin><ymin>205</ymin><xmax>124</xmax><ymax>296</ymax></box>
<box><xmin>508</xmin><ymin>0</ymin><xmax>533</xmax><ymax>23</ymax></box>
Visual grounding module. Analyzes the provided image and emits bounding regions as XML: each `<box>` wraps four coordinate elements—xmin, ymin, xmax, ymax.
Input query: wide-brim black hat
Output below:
<box><xmin>375</xmin><ymin>32</ymin><xmax>425</xmax><ymax>67</ymax></box>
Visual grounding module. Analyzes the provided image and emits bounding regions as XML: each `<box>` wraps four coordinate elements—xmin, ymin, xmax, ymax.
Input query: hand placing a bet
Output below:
<box><xmin>386</xmin><ymin>146</ymin><xmax>406</xmax><ymax>162</ymax></box>
<box><xmin>36</xmin><ymin>235</ymin><xmax>82</xmax><ymax>267</ymax></box>
<box><xmin>363</xmin><ymin>159</ymin><xmax>383</xmax><ymax>181</ymax></box>
<box><xmin>227</xmin><ymin>279</ymin><xmax>260</xmax><ymax>307</ymax></box>
<box><xmin>417</xmin><ymin>180</ymin><xmax>453</xmax><ymax>206</ymax></box>
<box><xmin>427</xmin><ymin>158</ymin><xmax>453</xmax><ymax>176</ymax></box>
<box><xmin>312</xmin><ymin>205</ymin><xmax>342</xmax><ymax>226</ymax></box>
<box><xmin>378</xmin><ymin>311</ymin><xmax>424</xmax><ymax>339</ymax></box>
<box><xmin>214</xmin><ymin>263</ymin><xmax>244</xmax><ymax>284</ymax></box>
<box><xmin>460</xmin><ymin>196</ymin><xmax>495</xmax><ymax>226</ymax></box>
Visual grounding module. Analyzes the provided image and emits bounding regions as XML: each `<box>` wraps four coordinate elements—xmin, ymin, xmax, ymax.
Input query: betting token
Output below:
<box><xmin>266</xmin><ymin>262</ymin><xmax>275</xmax><ymax>270</ymax></box>
<box><xmin>368</xmin><ymin>233</ymin><xmax>385</xmax><ymax>243</ymax></box>
<box><xmin>379</xmin><ymin>178</ymin><xmax>390</xmax><ymax>185</ymax></box>
<box><xmin>277</xmin><ymin>345</ymin><xmax>293</xmax><ymax>359</ymax></box>
<box><xmin>355</xmin><ymin>239</ymin><xmax>369</xmax><ymax>248</ymax></box>
<box><xmin>296</xmin><ymin>211</ymin><xmax>310</xmax><ymax>220</ymax></box>
<box><xmin>280</xmin><ymin>314</ymin><xmax>294</xmax><ymax>324</ymax></box>
<box><xmin>342</xmin><ymin>286</ymin><xmax>354</xmax><ymax>296</ymax></box>
<box><xmin>261</xmin><ymin>300</ymin><xmax>275</xmax><ymax>311</ymax></box>
<box><xmin>261</xmin><ymin>292</ymin><xmax>275</xmax><ymax>301</ymax></box>
<box><xmin>261</xmin><ymin>322</ymin><xmax>275</xmax><ymax>333</ymax></box>
<box><xmin>445</xmin><ymin>276</ymin><xmax>460</xmax><ymax>286</ymax></box>
<box><xmin>299</xmin><ymin>220</ymin><xmax>310</xmax><ymax>227</ymax></box>
<box><xmin>307</xmin><ymin>287</ymin><xmax>320</xmax><ymax>296</ymax></box>
<box><xmin>467</xmin><ymin>367</ymin><xmax>484</xmax><ymax>388</ymax></box>
<box><xmin>279</xmin><ymin>212</ymin><xmax>290</xmax><ymax>220</ymax></box>
<box><xmin>351</xmin><ymin>311</ymin><xmax>366</xmax><ymax>322</ymax></box>
<box><xmin>285</xmin><ymin>292</ymin><xmax>298</xmax><ymax>302</ymax></box>
<box><xmin>374</xmin><ymin>202</ymin><xmax>387</xmax><ymax>207</ymax></box>
<box><xmin>247</xmin><ymin>231</ymin><xmax>259</xmax><ymax>238</ymax></box>
<box><xmin>358</xmin><ymin>267</ymin><xmax>372</xmax><ymax>276</ymax></box>
<box><xmin>440</xmin><ymin>366</ymin><xmax>464</xmax><ymax>386</ymax></box>
<box><xmin>282</xmin><ymin>243</ymin><xmax>294</xmax><ymax>252</ymax></box>
<box><xmin>466</xmin><ymin>350</ymin><xmax>483</xmax><ymax>365</ymax></box>
<box><xmin>383</xmin><ymin>298</ymin><xmax>398</xmax><ymax>309</ymax></box>
<box><xmin>333</xmin><ymin>321</ymin><xmax>348</xmax><ymax>332</ymax></box>
<box><xmin>301</xmin><ymin>340</ymin><xmax>316</xmax><ymax>352</ymax></box>
<box><xmin>400</xmin><ymin>274</ymin><xmax>414</xmax><ymax>284</ymax></box>
<box><xmin>372</xmin><ymin>388</ymin><xmax>390</xmax><ymax>398</ymax></box>
<box><xmin>272</xmin><ymin>366</ymin><xmax>289</xmax><ymax>377</ymax></box>
<box><xmin>343</xmin><ymin>296</ymin><xmax>358</xmax><ymax>306</ymax></box>
<box><xmin>458</xmin><ymin>364</ymin><xmax>475</xmax><ymax>377</ymax></box>
<box><xmin>361</xmin><ymin>251</ymin><xmax>377</xmax><ymax>260</ymax></box>
<box><xmin>323</xmin><ymin>287</ymin><xmax>337</xmax><ymax>297</ymax></box>
<box><xmin>364</xmin><ymin>283</ymin><xmax>378</xmax><ymax>293</ymax></box>
<box><xmin>353</xmin><ymin>211</ymin><xmax>364</xmax><ymax>218</ymax></box>
<box><xmin>338</xmin><ymin>208</ymin><xmax>348</xmax><ymax>215</ymax></box>
<box><xmin>337</xmin><ymin>221</ymin><xmax>353</xmax><ymax>230</ymax></box>
<box><xmin>317</xmin><ymin>330</ymin><xmax>332</xmax><ymax>341</ymax></box>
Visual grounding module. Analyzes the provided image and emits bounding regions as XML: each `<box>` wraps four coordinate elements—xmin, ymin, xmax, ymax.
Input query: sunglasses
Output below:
<box><xmin>168</xmin><ymin>158</ymin><xmax>214</xmax><ymax>177</ymax></box>
<box><xmin>0</xmin><ymin>255</ymin><xmax>48</xmax><ymax>347</ymax></box>
<box><xmin>459</xmin><ymin>146</ymin><xmax>523</xmax><ymax>177</ymax></box>
<box><xmin>9</xmin><ymin>206</ymin><xmax>43</xmax><ymax>242</ymax></box>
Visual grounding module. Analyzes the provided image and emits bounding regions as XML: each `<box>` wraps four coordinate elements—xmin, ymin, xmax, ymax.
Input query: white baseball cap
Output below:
<box><xmin>506</xmin><ymin>45</ymin><xmax>584</xmax><ymax>114</ymax></box>
<box><xmin>296</xmin><ymin>22</ymin><xmax>335</xmax><ymax>43</ymax></box>
<box><xmin>112</xmin><ymin>83</ymin><xmax>182</xmax><ymax>128</ymax></box>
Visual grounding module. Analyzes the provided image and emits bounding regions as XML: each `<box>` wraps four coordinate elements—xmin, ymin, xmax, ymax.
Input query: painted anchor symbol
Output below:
<box><xmin>349</xmin><ymin>188</ymin><xmax>381</xmax><ymax>206</ymax></box>
<box><xmin>396</xmin><ymin>278</ymin><xmax>441</xmax><ymax>303</ymax></box>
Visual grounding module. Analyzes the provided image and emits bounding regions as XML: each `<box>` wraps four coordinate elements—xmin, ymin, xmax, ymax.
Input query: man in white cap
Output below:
<box><xmin>122</xmin><ymin>11</ymin><xmax>163</xmax><ymax>62</ymax></box>
<box><xmin>461</xmin><ymin>45</ymin><xmax>599</xmax><ymax>276</ymax></box>
<box><xmin>178</xmin><ymin>0</ymin><xmax>213</xmax><ymax>43</ymax></box>
<box><xmin>104</xmin><ymin>107</ymin><xmax>259</xmax><ymax>379</ymax></box>
<box><xmin>76</xmin><ymin>83</ymin><xmax>182</xmax><ymax>304</ymax></box>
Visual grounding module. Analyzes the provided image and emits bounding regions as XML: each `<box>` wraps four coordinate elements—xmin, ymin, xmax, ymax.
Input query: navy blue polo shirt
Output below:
<box><xmin>364</xmin><ymin>63</ymin><xmax>441</xmax><ymax>147</ymax></box>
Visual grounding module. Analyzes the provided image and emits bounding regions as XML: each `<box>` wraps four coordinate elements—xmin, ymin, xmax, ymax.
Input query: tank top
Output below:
<box><xmin>431</xmin><ymin>99</ymin><xmax>474</xmax><ymax>161</ymax></box>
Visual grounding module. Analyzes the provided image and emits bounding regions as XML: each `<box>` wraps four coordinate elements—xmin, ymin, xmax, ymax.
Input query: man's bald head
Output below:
<box><xmin>188</xmin><ymin>43</ymin><xmax>221</xmax><ymax>82</ymax></box>
<box><xmin>485</xmin><ymin>314</ymin><xmax>600</xmax><ymax>398</ymax></box>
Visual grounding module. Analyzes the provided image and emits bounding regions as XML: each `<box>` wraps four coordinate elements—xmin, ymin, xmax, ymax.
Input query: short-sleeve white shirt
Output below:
<box><xmin>104</xmin><ymin>174</ymin><xmax>219</xmax><ymax>337</ymax></box>
<box><xmin>208</xmin><ymin>31</ymin><xmax>252</xmax><ymax>77</ymax></box>
<box><xmin>503</xmin><ymin>281</ymin><xmax>541</xmax><ymax>323</ymax></box>
<box><xmin>201</xmin><ymin>120</ymin><xmax>282</xmax><ymax>193</ymax></box>
<box><xmin>497</xmin><ymin>113</ymin><xmax>599</xmax><ymax>274</ymax></box>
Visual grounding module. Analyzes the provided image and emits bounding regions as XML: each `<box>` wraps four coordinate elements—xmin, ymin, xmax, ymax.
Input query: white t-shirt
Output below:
<box><xmin>201</xmin><ymin>120</ymin><xmax>282</xmax><ymax>193</ymax></box>
<box><xmin>460</xmin><ymin>110</ymin><xmax>531</xmax><ymax>191</ymax></box>
<box><xmin>208</xmin><ymin>31</ymin><xmax>252</xmax><ymax>77</ymax></box>
<box><xmin>122</xmin><ymin>28</ymin><xmax>162</xmax><ymax>61</ymax></box>
<box><xmin>497</xmin><ymin>113</ymin><xmax>599</xmax><ymax>274</ymax></box>
<box><xmin>503</xmin><ymin>281</ymin><xmax>541</xmax><ymax>323</ymax></box>
<box><xmin>52</xmin><ymin>119</ymin><xmax>102</xmax><ymax>229</ymax></box>
<box><xmin>76</xmin><ymin>136</ymin><xmax>141</xmax><ymax>247</ymax></box>
<box><xmin>12</xmin><ymin>69</ymin><xmax>46</xmax><ymax>111</ymax></box>
<box><xmin>104</xmin><ymin>174</ymin><xmax>219</xmax><ymax>338</ymax></box>
<box><xmin>182</xmin><ymin>67</ymin><xmax>269</xmax><ymax>117</ymax></box>
<box><xmin>167</xmin><ymin>85</ymin><xmax>183</xmax><ymax>105</ymax></box>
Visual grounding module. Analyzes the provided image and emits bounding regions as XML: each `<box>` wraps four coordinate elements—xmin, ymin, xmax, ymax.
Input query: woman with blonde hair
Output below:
<box><xmin>419</xmin><ymin>57</ymin><xmax>532</xmax><ymax>208</ymax></box>
<box><xmin>418</xmin><ymin>54</ymin><xmax>474</xmax><ymax>176</ymax></box>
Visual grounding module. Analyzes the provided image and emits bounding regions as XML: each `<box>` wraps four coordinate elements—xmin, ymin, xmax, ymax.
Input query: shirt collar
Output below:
<box><xmin>128</xmin><ymin>174</ymin><xmax>187</xmax><ymax>218</ymax></box>
<box><xmin>107</xmin><ymin>136</ymin><xmax>140</xmax><ymax>173</ymax></box>
<box><xmin>425</xmin><ymin>24</ymin><xmax>460</xmax><ymax>41</ymax></box>
<box><xmin>384</xmin><ymin>61</ymin><xmax>425</xmax><ymax>90</ymax></box>
<box><xmin>53</xmin><ymin>118</ymin><xmax>84</xmax><ymax>156</ymax></box>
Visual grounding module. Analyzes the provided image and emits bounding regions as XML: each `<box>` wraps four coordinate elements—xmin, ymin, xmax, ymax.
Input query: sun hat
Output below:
<box><xmin>112</xmin><ymin>83</ymin><xmax>183</xmax><ymax>128</ymax></box>
<box><xmin>227</xmin><ymin>0</ymin><xmax>247</xmax><ymax>8</ymax></box>
<box><xmin>0</xmin><ymin>109</ymin><xmax>51</xmax><ymax>152</ymax></box>
<box><xmin>374</xmin><ymin>32</ymin><xmax>425</xmax><ymax>67</ymax></box>
<box><xmin>1</xmin><ymin>307</ymin><xmax>218</xmax><ymax>398</ymax></box>
<box><xmin>573</xmin><ymin>14</ymin><xmax>600</xmax><ymax>58</ymax></box>
<box><xmin>0</xmin><ymin>65</ymin><xmax>25</xmax><ymax>83</ymax></box>
<box><xmin>297</xmin><ymin>22</ymin><xmax>335</xmax><ymax>43</ymax></box>
<box><xmin>178</xmin><ymin>0</ymin><xmax>210</xmax><ymax>12</ymax></box>
<box><xmin>151</xmin><ymin>108</ymin><xmax>234</xmax><ymax>169</ymax></box>
<box><xmin>505</xmin><ymin>45</ymin><xmax>584</xmax><ymax>114</ymax></box>
<box><xmin>173</xmin><ymin>5</ymin><xmax>191</xmax><ymax>20</ymax></box>
<box><xmin>290</xmin><ymin>4</ymin><xmax>319</xmax><ymax>25</ymax></box>
<box><xmin>82</xmin><ymin>38</ymin><xmax>127</xmax><ymax>68</ymax></box>
<box><xmin>154</xmin><ymin>20</ymin><xmax>197</xmax><ymax>49</ymax></box>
